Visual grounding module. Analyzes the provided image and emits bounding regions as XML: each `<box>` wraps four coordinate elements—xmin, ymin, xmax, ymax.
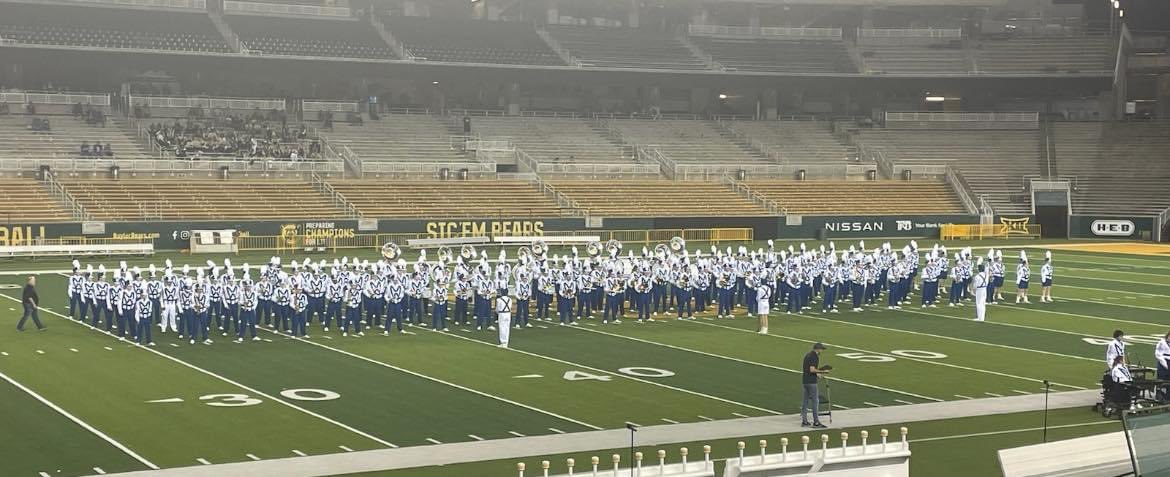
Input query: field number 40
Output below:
<box><xmin>563</xmin><ymin>367</ymin><xmax>676</xmax><ymax>382</ymax></box>
<box><xmin>836</xmin><ymin>350</ymin><xmax>947</xmax><ymax>363</ymax></box>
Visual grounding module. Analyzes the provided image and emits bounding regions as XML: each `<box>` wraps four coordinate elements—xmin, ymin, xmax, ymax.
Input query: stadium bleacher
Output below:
<box><xmin>0</xmin><ymin>116</ymin><xmax>152</xmax><ymax>160</ymax></box>
<box><xmin>62</xmin><ymin>179</ymin><xmax>341</xmax><ymax>221</ymax></box>
<box><xmin>725</xmin><ymin>120</ymin><xmax>853</xmax><ymax>163</ymax></box>
<box><xmin>329</xmin><ymin>180</ymin><xmax>562</xmax><ymax>218</ymax></box>
<box><xmin>547</xmin><ymin>25</ymin><xmax>707</xmax><ymax>70</ymax></box>
<box><xmin>0</xmin><ymin>2</ymin><xmax>231</xmax><ymax>53</ymax></box>
<box><xmin>747</xmin><ymin>180</ymin><xmax>966</xmax><ymax>215</ymax></box>
<box><xmin>974</xmin><ymin>36</ymin><xmax>1113</xmax><ymax>75</ymax></box>
<box><xmin>383</xmin><ymin>16</ymin><xmax>562</xmax><ymax>66</ymax></box>
<box><xmin>550</xmin><ymin>180</ymin><xmax>769</xmax><ymax>217</ymax></box>
<box><xmin>323</xmin><ymin>114</ymin><xmax>471</xmax><ymax>164</ymax></box>
<box><xmin>470</xmin><ymin>117</ymin><xmax>632</xmax><ymax>165</ymax></box>
<box><xmin>225</xmin><ymin>14</ymin><xmax>393</xmax><ymax>59</ymax></box>
<box><xmin>607</xmin><ymin>120</ymin><xmax>770</xmax><ymax>165</ymax></box>
<box><xmin>0</xmin><ymin>177</ymin><xmax>74</xmax><ymax>222</ymax></box>
<box><xmin>859</xmin><ymin>39</ymin><xmax>970</xmax><ymax>75</ymax></box>
<box><xmin>691</xmin><ymin>36</ymin><xmax>856</xmax><ymax>73</ymax></box>
<box><xmin>1053</xmin><ymin>121</ymin><xmax>1170</xmax><ymax>215</ymax></box>
<box><xmin>853</xmin><ymin>129</ymin><xmax>1042</xmax><ymax>215</ymax></box>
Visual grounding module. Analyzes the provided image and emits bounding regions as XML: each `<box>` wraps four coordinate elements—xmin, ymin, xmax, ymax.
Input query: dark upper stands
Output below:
<box><xmin>1053</xmin><ymin>121</ymin><xmax>1170</xmax><ymax>215</ymax></box>
<box><xmin>0</xmin><ymin>2</ymin><xmax>231</xmax><ymax>53</ymax></box>
<box><xmin>548</xmin><ymin>25</ymin><xmax>706</xmax><ymax>70</ymax></box>
<box><xmin>974</xmin><ymin>36</ymin><xmax>1113</xmax><ymax>75</ymax></box>
<box><xmin>691</xmin><ymin>37</ymin><xmax>856</xmax><ymax>73</ymax></box>
<box><xmin>383</xmin><ymin>16</ymin><xmax>562</xmax><ymax>66</ymax></box>
<box><xmin>225</xmin><ymin>14</ymin><xmax>392</xmax><ymax>59</ymax></box>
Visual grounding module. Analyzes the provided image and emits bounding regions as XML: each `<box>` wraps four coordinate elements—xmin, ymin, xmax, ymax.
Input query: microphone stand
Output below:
<box><xmin>1043</xmin><ymin>379</ymin><xmax>1051</xmax><ymax>443</ymax></box>
<box><xmin>626</xmin><ymin>422</ymin><xmax>638</xmax><ymax>472</ymax></box>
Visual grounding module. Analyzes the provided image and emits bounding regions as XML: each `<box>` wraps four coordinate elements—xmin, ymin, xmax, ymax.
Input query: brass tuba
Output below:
<box><xmin>531</xmin><ymin>240</ymin><xmax>547</xmax><ymax>258</ymax></box>
<box><xmin>381</xmin><ymin>242</ymin><xmax>401</xmax><ymax>261</ymax></box>
<box><xmin>586</xmin><ymin>241</ymin><xmax>602</xmax><ymax>257</ymax></box>
<box><xmin>670</xmin><ymin>236</ymin><xmax>686</xmax><ymax>254</ymax></box>
<box><xmin>606</xmin><ymin>239</ymin><xmax>622</xmax><ymax>257</ymax></box>
<box><xmin>437</xmin><ymin>246</ymin><xmax>453</xmax><ymax>265</ymax></box>
<box><xmin>460</xmin><ymin>244</ymin><xmax>477</xmax><ymax>261</ymax></box>
<box><xmin>517</xmin><ymin>245</ymin><xmax>533</xmax><ymax>263</ymax></box>
<box><xmin>654</xmin><ymin>243</ymin><xmax>670</xmax><ymax>259</ymax></box>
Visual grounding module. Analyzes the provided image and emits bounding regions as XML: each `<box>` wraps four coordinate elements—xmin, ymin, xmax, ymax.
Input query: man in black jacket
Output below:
<box><xmin>18</xmin><ymin>275</ymin><xmax>45</xmax><ymax>331</ymax></box>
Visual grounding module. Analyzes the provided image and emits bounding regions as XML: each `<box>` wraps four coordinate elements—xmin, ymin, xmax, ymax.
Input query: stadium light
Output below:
<box><xmin>718</xmin><ymin>93</ymin><xmax>728</xmax><ymax>100</ymax></box>
<box><xmin>925</xmin><ymin>96</ymin><xmax>946</xmax><ymax>102</ymax></box>
<box><xmin>432</xmin><ymin>81</ymin><xmax>440</xmax><ymax>85</ymax></box>
<box><xmin>1112</xmin><ymin>0</ymin><xmax>1119</xmax><ymax>9</ymax></box>
<box><xmin>1118</xmin><ymin>9</ymin><xmax>1124</xmax><ymax>17</ymax></box>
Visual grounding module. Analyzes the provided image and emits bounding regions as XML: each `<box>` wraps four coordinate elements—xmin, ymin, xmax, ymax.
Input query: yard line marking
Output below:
<box><xmin>626</xmin><ymin>422</ymin><xmax>642</xmax><ymax>427</ymax></box>
<box><xmin>460</xmin><ymin>329</ymin><xmax>471</xmax><ymax>333</ymax></box>
<box><xmin>468</xmin><ymin>434</ymin><xmax>485</xmax><ymax>441</ymax></box>
<box><xmin>731</xmin><ymin>412</ymin><xmax>751</xmax><ymax>418</ymax></box>
<box><xmin>954</xmin><ymin>395</ymin><xmax>974</xmax><ymax>400</ymax></box>
<box><xmin>908</xmin><ymin>306</ymin><xmax>1162</xmax><ymax>346</ymax></box>
<box><xmin>263</xmin><ymin>339</ymin><xmax>273</xmax><ymax>342</ymax></box>
<box><xmin>513</xmin><ymin>374</ymin><xmax>543</xmax><ymax>379</ymax></box>
<box><xmin>697</xmin><ymin>415</ymin><xmax>715</xmax><ymax>421</ymax></box>
<box><xmin>292</xmin><ymin>450</ymin><xmax>308</xmax><ymax>457</ymax></box>
<box><xmin>1060</xmin><ymin>273</ymin><xmax>1170</xmax><ymax>288</ymax></box>
<box><xmin>1059</xmin><ymin>283</ymin><xmax>1163</xmax><ymax>297</ymax></box>
<box><xmin>0</xmin><ymin>352</ymin><xmax>7</xmax><ymax>356</ymax></box>
<box><xmin>272</xmin><ymin>329</ymin><xmax>603</xmax><ymax>431</ymax></box>
<box><xmin>548</xmin><ymin>428</ymin><xmax>566</xmax><ymax>434</ymax></box>
<box><xmin>606</xmin><ymin>322</ymin><xmax>946</xmax><ymax>402</ymax></box>
<box><xmin>538</xmin><ymin>325</ymin><xmax>549</xmax><ymax>329</ymax></box>
<box><xmin>69</xmin><ymin>348</ymin><xmax>78</xmax><ymax>353</ymax></box>
<box><xmin>832</xmin><ymin>404</ymin><xmax>852</xmax><ymax>410</ymax></box>
<box><xmin>661</xmin><ymin>418</ymin><xmax>680</xmax><ymax>424</ymax></box>
<box><xmin>169</xmin><ymin>343</ymin><xmax>180</xmax><ymax>348</ymax></box>
<box><xmin>339</xmin><ymin>445</ymin><xmax>354</xmax><ymax>452</ymax></box>
<box><xmin>7</xmin><ymin>307</ymin><xmax>14</xmax><ymax>311</ymax></box>
<box><xmin>1020</xmin><ymin>297</ymin><xmax>1170</xmax><ymax>324</ymax></box>
<box><xmin>985</xmin><ymin>392</ymin><xmax>1004</xmax><ymax>397</ymax></box>
<box><xmin>40</xmin><ymin>473</ymin><xmax>51</xmax><ymax>477</ymax></box>
<box><xmin>508</xmin><ymin>431</ymin><xmax>527</xmax><ymax>437</ymax></box>
<box><xmin>196</xmin><ymin>458</ymin><xmax>211</xmax><ymax>465</ymax></box>
<box><xmin>35</xmin><ymin>350</ymin><xmax>44</xmax><ymax>354</ymax></box>
<box><xmin>92</xmin><ymin>467</ymin><xmax>105</xmax><ymax>475</ymax></box>
<box><xmin>322</xmin><ymin>336</ymin><xmax>333</xmax><ymax>340</ymax></box>
<box><xmin>586</xmin><ymin>323</ymin><xmax>597</xmax><ymax>327</ymax></box>
<box><xmin>1012</xmin><ymin>390</ymin><xmax>1032</xmax><ymax>395</ymax></box>
<box><xmin>438</xmin><ymin>328</ymin><xmax>783</xmax><ymax>415</ymax></box>
<box><xmin>894</xmin><ymin>399</ymin><xmax>915</xmax><ymax>405</ymax></box>
<box><xmin>146</xmin><ymin>398</ymin><xmax>184</xmax><ymax>404</ymax></box>
<box><xmin>103</xmin><ymin>347</ymin><xmax>112</xmax><ymax>351</ymax></box>
<box><xmin>864</xmin><ymin>402</ymin><xmax>881</xmax><ymax>408</ymax></box>
<box><xmin>426</xmin><ymin>438</ymin><xmax>442</xmax><ymax>445</ymax></box>
<box><xmin>0</xmin><ymin>295</ymin><xmax>399</xmax><ymax>451</ymax></box>
<box><xmin>246</xmin><ymin>454</ymin><xmax>261</xmax><ymax>461</ymax></box>
<box><xmin>912</xmin><ymin>420</ymin><xmax>1115</xmax><ymax>444</ymax></box>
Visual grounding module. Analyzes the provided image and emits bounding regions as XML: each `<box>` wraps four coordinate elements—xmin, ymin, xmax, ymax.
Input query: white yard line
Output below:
<box><xmin>339</xmin><ymin>445</ymin><xmax>354</xmax><ymax>452</ymax></box>
<box><xmin>697</xmin><ymin>415</ymin><xmax>714</xmax><ymax>421</ymax></box>
<box><xmin>92</xmin><ymin>467</ymin><xmax>106</xmax><ymax>475</ymax></box>
<box><xmin>270</xmin><ymin>329</ymin><xmax>603</xmax><ymax>431</ymax></box>
<box><xmin>984</xmin><ymin>392</ymin><xmax>1004</xmax><ymax>398</ymax></box>
<box><xmin>731</xmin><ymin>412</ymin><xmax>752</xmax><ymax>418</ymax></box>
<box><xmin>468</xmin><ymin>435</ymin><xmax>485</xmax><ymax>441</ymax></box>
<box><xmin>893</xmin><ymin>399</ymin><xmax>915</xmax><ymax>405</ymax></box>
<box><xmin>196</xmin><ymin>458</ymin><xmax>211</xmax><ymax>465</ymax></box>
<box><xmin>508</xmin><ymin>431</ymin><xmax>526</xmax><ymax>437</ymax></box>
<box><xmin>864</xmin><ymin>402</ymin><xmax>882</xmax><ymax>408</ymax></box>
<box><xmin>577</xmin><ymin>324</ymin><xmax>944</xmax><ymax>403</ymax></box>
<box><xmin>660</xmin><ymin>418</ymin><xmax>680</xmax><ymax>424</ymax></box>
<box><xmin>548</xmin><ymin>428</ymin><xmax>566</xmax><ymax>434</ymax></box>
<box><xmin>832</xmin><ymin>404</ymin><xmax>852</xmax><ymax>410</ymax></box>
<box><xmin>0</xmin><ymin>369</ymin><xmax>160</xmax><ymax>469</ymax></box>
<box><xmin>246</xmin><ymin>454</ymin><xmax>261</xmax><ymax>461</ymax></box>
<box><xmin>292</xmin><ymin>450</ymin><xmax>308</xmax><ymax>457</ymax></box>
<box><xmin>425</xmin><ymin>438</ymin><xmax>442</xmax><ymax>445</ymax></box>
<box><xmin>438</xmin><ymin>327</ymin><xmax>784</xmax><ymax>415</ymax></box>
<box><xmin>1059</xmin><ymin>273</ymin><xmax>1170</xmax><ymax>287</ymax></box>
<box><xmin>0</xmin><ymin>294</ymin><xmax>397</xmax><ymax>450</ymax></box>
<box><xmin>954</xmin><ymin>395</ymin><xmax>974</xmax><ymax>400</ymax></box>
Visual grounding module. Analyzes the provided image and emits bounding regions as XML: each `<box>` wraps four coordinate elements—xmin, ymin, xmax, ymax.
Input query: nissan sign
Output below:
<box><xmin>1091</xmin><ymin>220</ymin><xmax>1135</xmax><ymax>237</ymax></box>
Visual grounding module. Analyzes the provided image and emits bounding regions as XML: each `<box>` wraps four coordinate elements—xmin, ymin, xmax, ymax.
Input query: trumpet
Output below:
<box><xmin>669</xmin><ymin>236</ymin><xmax>686</xmax><ymax>254</ymax></box>
<box><xmin>606</xmin><ymin>239</ymin><xmax>622</xmax><ymax>257</ymax></box>
<box><xmin>586</xmin><ymin>241</ymin><xmax>602</xmax><ymax>257</ymax></box>
<box><xmin>381</xmin><ymin>242</ymin><xmax>401</xmax><ymax>261</ymax></box>
<box><xmin>460</xmin><ymin>244</ymin><xmax>477</xmax><ymax>261</ymax></box>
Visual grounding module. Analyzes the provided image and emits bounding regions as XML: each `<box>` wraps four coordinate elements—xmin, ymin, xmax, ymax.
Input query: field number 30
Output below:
<box><xmin>199</xmin><ymin>388</ymin><xmax>340</xmax><ymax>407</ymax></box>
<box><xmin>836</xmin><ymin>350</ymin><xmax>947</xmax><ymax>363</ymax></box>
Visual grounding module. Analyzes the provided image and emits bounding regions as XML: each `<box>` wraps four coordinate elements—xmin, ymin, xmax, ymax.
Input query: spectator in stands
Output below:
<box><xmin>104</xmin><ymin>143</ymin><xmax>114</xmax><ymax>158</ymax></box>
<box><xmin>72</xmin><ymin>102</ymin><xmax>84</xmax><ymax>118</ymax></box>
<box><xmin>0</xmin><ymin>102</ymin><xmax>9</xmax><ymax>115</ymax></box>
<box><xmin>29</xmin><ymin>117</ymin><xmax>50</xmax><ymax>132</ymax></box>
<box><xmin>80</xmin><ymin>142</ymin><xmax>91</xmax><ymax>156</ymax></box>
<box><xmin>25</xmin><ymin>102</ymin><xmax>35</xmax><ymax>115</ymax></box>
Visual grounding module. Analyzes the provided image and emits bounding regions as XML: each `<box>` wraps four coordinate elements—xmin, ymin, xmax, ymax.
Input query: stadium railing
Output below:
<box><xmin>721</xmin><ymin>173</ymin><xmax>787</xmax><ymax>215</ymax></box>
<box><xmin>360</xmin><ymin>160</ymin><xmax>495</xmax><ymax>178</ymax></box>
<box><xmin>310</xmin><ymin>172</ymin><xmax>360</xmax><ymax>219</ymax></box>
<box><xmin>0</xmin><ymin>237</ymin><xmax>154</xmax><ymax>259</ymax></box>
<box><xmin>64</xmin><ymin>0</ymin><xmax>206</xmax><ymax>9</ymax></box>
<box><xmin>0</xmin><ymin>91</ymin><xmax>111</xmax><ymax>109</ymax></box>
<box><xmin>304</xmin><ymin>100</ymin><xmax>360</xmax><ymax>113</ymax></box>
<box><xmin>235</xmin><ymin>227</ymin><xmax>752</xmax><ymax>254</ymax></box>
<box><xmin>940</xmin><ymin>224</ymin><xmax>1042</xmax><ymax>240</ymax></box>
<box><xmin>0</xmin><ymin>157</ymin><xmax>343</xmax><ymax>174</ymax></box>
<box><xmin>884</xmin><ymin>111</ymin><xmax>1040</xmax><ymax>130</ymax></box>
<box><xmin>44</xmin><ymin>171</ymin><xmax>91</xmax><ymax>221</ymax></box>
<box><xmin>688</xmin><ymin>24</ymin><xmax>843</xmax><ymax>39</ymax></box>
<box><xmin>224</xmin><ymin>0</ymin><xmax>350</xmax><ymax>18</ymax></box>
<box><xmin>944</xmin><ymin>166</ymin><xmax>980</xmax><ymax>215</ymax></box>
<box><xmin>127</xmin><ymin>95</ymin><xmax>286</xmax><ymax>115</ymax></box>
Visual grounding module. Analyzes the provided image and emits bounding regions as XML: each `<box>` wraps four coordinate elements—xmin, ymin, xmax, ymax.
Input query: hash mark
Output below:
<box><xmin>468</xmin><ymin>434</ymin><xmax>484</xmax><ymax>441</ymax></box>
<box><xmin>196</xmin><ymin>458</ymin><xmax>211</xmax><ymax>465</ymax></box>
<box><xmin>70</xmin><ymin>348</ymin><xmax>79</xmax><ymax>353</ymax></box>
<box><xmin>0</xmin><ymin>352</ymin><xmax>7</xmax><ymax>356</ymax></box>
<box><xmin>697</xmin><ymin>415</ymin><xmax>715</xmax><ymax>421</ymax></box>
<box><xmin>984</xmin><ymin>392</ymin><xmax>1003</xmax><ymax>397</ymax></box>
<box><xmin>508</xmin><ymin>431</ymin><xmax>526</xmax><ymax>437</ymax></box>
<box><xmin>92</xmin><ymin>468</ymin><xmax>106</xmax><ymax>475</ymax></box>
<box><xmin>954</xmin><ymin>395</ymin><xmax>974</xmax><ymax>400</ymax></box>
<box><xmin>832</xmin><ymin>404</ymin><xmax>852</xmax><ymax>410</ymax></box>
<box><xmin>40</xmin><ymin>473</ymin><xmax>51</xmax><ymax>477</ymax></box>
<box><xmin>548</xmin><ymin>428</ymin><xmax>566</xmax><ymax>434</ymax></box>
<box><xmin>169</xmin><ymin>343</ymin><xmax>179</xmax><ymax>348</ymax></box>
<box><xmin>732</xmin><ymin>412</ymin><xmax>750</xmax><ymax>418</ymax></box>
<box><xmin>246</xmin><ymin>454</ymin><xmax>261</xmax><ymax>461</ymax></box>
<box><xmin>864</xmin><ymin>402</ymin><xmax>881</xmax><ymax>408</ymax></box>
<box><xmin>661</xmin><ymin>418</ymin><xmax>679</xmax><ymax>424</ymax></box>
<box><xmin>894</xmin><ymin>399</ymin><xmax>915</xmax><ymax>405</ymax></box>
<box><xmin>104</xmin><ymin>347</ymin><xmax>113</xmax><ymax>351</ymax></box>
<box><xmin>1012</xmin><ymin>390</ymin><xmax>1032</xmax><ymax>395</ymax></box>
<box><xmin>292</xmin><ymin>450</ymin><xmax>307</xmax><ymax>457</ymax></box>
<box><xmin>339</xmin><ymin>445</ymin><xmax>354</xmax><ymax>452</ymax></box>
<box><xmin>425</xmin><ymin>438</ymin><xmax>442</xmax><ymax>445</ymax></box>
<box><xmin>35</xmin><ymin>350</ymin><xmax>44</xmax><ymax>354</ymax></box>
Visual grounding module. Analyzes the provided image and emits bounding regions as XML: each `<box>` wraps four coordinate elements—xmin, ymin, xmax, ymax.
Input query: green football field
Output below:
<box><xmin>0</xmin><ymin>240</ymin><xmax>1166</xmax><ymax>476</ymax></box>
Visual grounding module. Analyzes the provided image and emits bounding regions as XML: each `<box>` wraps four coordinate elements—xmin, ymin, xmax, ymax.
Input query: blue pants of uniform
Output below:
<box><xmin>677</xmin><ymin>290</ymin><xmax>692</xmax><ymax>317</ymax></box>
<box><xmin>604</xmin><ymin>294</ymin><xmax>622</xmax><ymax>322</ymax></box>
<box><xmin>949</xmin><ymin>282</ymin><xmax>962</xmax><ymax>304</ymax></box>
<box><xmin>535</xmin><ymin>293</ymin><xmax>549</xmax><ymax>320</ymax></box>
<box><xmin>735</xmin><ymin>278</ymin><xmax>747</xmax><ymax>306</ymax></box>
<box><xmin>277</xmin><ymin>305</ymin><xmax>291</xmax><ymax>331</ymax></box>
<box><xmin>454</xmin><ymin>298</ymin><xmax>468</xmax><ymax>325</ymax></box>
<box><xmin>115</xmin><ymin>310</ymin><xmax>129</xmax><ymax>337</ymax></box>
<box><xmin>292</xmin><ymin>309</ymin><xmax>306</xmax><ymax>337</ymax></box>
<box><xmin>259</xmin><ymin>300</ymin><xmax>272</xmax><ymax>326</ymax></box>
<box><xmin>78</xmin><ymin>298</ymin><xmax>89</xmax><ymax>322</ymax></box>
<box><xmin>516</xmin><ymin>299</ymin><xmax>530</xmax><ymax>326</ymax></box>
<box><xmin>344</xmin><ymin>308</ymin><xmax>361</xmax><ymax>333</ymax></box>
<box><xmin>636</xmin><ymin>293</ymin><xmax>651</xmax><ymax>321</ymax></box>
<box><xmin>193</xmin><ymin>311</ymin><xmax>209</xmax><ymax>341</ymax></box>
<box><xmin>307</xmin><ymin>297</ymin><xmax>324</xmax><ymax>325</ymax></box>
<box><xmin>69</xmin><ymin>294</ymin><xmax>83</xmax><ymax>320</ymax></box>
<box><xmin>386</xmin><ymin>302</ymin><xmax>404</xmax><ymax>331</ymax></box>
<box><xmin>91</xmin><ymin>300</ymin><xmax>107</xmax><ymax>328</ymax></box>
<box><xmin>577</xmin><ymin>290</ymin><xmax>592</xmax><ymax>318</ymax></box>
<box><xmin>887</xmin><ymin>282</ymin><xmax>900</xmax><ymax>307</ymax></box>
<box><xmin>852</xmin><ymin>283</ymin><xmax>865</xmax><ymax>309</ymax></box>
<box><xmin>475</xmin><ymin>298</ymin><xmax>491</xmax><ymax>328</ymax></box>
<box><xmin>432</xmin><ymin>303</ymin><xmax>448</xmax><ymax>329</ymax></box>
<box><xmin>325</xmin><ymin>301</ymin><xmax>341</xmax><ymax>328</ymax></box>
<box><xmin>366</xmin><ymin>299</ymin><xmax>383</xmax><ymax>328</ymax></box>
<box><xmin>652</xmin><ymin>285</ymin><xmax>665</xmax><ymax>313</ymax></box>
<box><xmin>821</xmin><ymin>285</ymin><xmax>838</xmax><ymax>312</ymax></box>
<box><xmin>717</xmin><ymin>288</ymin><xmax>732</xmax><ymax>316</ymax></box>
<box><xmin>559</xmin><ymin>296</ymin><xmax>575</xmax><ymax>324</ymax></box>
<box><xmin>224</xmin><ymin>303</ymin><xmax>239</xmax><ymax>334</ymax></box>
<box><xmin>136</xmin><ymin>316</ymin><xmax>152</xmax><ymax>344</ymax></box>
<box><xmin>211</xmin><ymin>301</ymin><xmax>223</xmax><ymax>329</ymax></box>
<box><xmin>922</xmin><ymin>281</ymin><xmax>937</xmax><ymax>305</ymax></box>
<box><xmin>786</xmin><ymin>286</ymin><xmax>802</xmax><ymax>313</ymax></box>
<box><xmin>238</xmin><ymin>310</ymin><xmax>257</xmax><ymax>339</ymax></box>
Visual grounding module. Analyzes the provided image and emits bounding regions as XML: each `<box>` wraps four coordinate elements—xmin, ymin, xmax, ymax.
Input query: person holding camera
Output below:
<box><xmin>801</xmin><ymin>342</ymin><xmax>831</xmax><ymax>428</ymax></box>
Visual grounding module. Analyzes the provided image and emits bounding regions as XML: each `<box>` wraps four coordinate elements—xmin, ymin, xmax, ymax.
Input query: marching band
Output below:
<box><xmin>62</xmin><ymin>240</ymin><xmax>1059</xmax><ymax>348</ymax></box>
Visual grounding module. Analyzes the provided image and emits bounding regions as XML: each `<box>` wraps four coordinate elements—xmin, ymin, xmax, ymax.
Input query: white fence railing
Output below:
<box><xmin>688</xmin><ymin>24</ymin><xmax>843</xmax><ymax>39</ymax></box>
<box><xmin>673</xmin><ymin>162</ymin><xmax>874</xmax><ymax>181</ymax></box>
<box><xmin>0</xmin><ymin>158</ymin><xmax>342</xmax><ymax>174</ymax></box>
<box><xmin>304</xmin><ymin>100</ymin><xmax>359</xmax><ymax>113</ymax></box>
<box><xmin>128</xmin><ymin>95</ymin><xmax>285</xmax><ymax>111</ymax></box>
<box><xmin>885</xmin><ymin>111</ymin><xmax>1039</xmax><ymax>122</ymax></box>
<box><xmin>361</xmin><ymin>161</ymin><xmax>495</xmax><ymax>177</ymax></box>
<box><xmin>64</xmin><ymin>0</ymin><xmax>205</xmax><ymax>9</ymax></box>
<box><xmin>0</xmin><ymin>91</ymin><xmax>110</xmax><ymax>107</ymax></box>
<box><xmin>225</xmin><ymin>1</ymin><xmax>350</xmax><ymax>17</ymax></box>
<box><xmin>535</xmin><ymin>162</ymin><xmax>662</xmax><ymax>176</ymax></box>
<box><xmin>858</xmin><ymin>28</ymin><xmax>962</xmax><ymax>39</ymax></box>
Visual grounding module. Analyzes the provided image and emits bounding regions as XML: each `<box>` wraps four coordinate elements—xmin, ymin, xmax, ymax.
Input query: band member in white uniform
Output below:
<box><xmin>1155</xmin><ymin>332</ymin><xmax>1170</xmax><ymax>401</ymax></box>
<box><xmin>1106</xmin><ymin>330</ymin><xmax>1127</xmax><ymax>369</ymax></box>
<box><xmin>496</xmin><ymin>293</ymin><xmax>512</xmax><ymax>348</ymax></box>
<box><xmin>972</xmin><ymin>258</ymin><xmax>988</xmax><ymax>322</ymax></box>
<box><xmin>1040</xmin><ymin>251</ymin><xmax>1054</xmax><ymax>303</ymax></box>
<box><xmin>1015</xmin><ymin>251</ymin><xmax>1031</xmax><ymax>304</ymax></box>
<box><xmin>756</xmin><ymin>281</ymin><xmax>771</xmax><ymax>335</ymax></box>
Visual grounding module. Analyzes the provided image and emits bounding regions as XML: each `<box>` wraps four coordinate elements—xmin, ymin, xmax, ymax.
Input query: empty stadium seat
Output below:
<box><xmin>384</xmin><ymin>16</ymin><xmax>563</xmax><ymax>66</ymax></box>
<box><xmin>859</xmin><ymin>39</ymin><xmax>970</xmax><ymax>75</ymax></box>
<box><xmin>329</xmin><ymin>180</ymin><xmax>562</xmax><ymax>218</ymax></box>
<box><xmin>974</xmin><ymin>36</ymin><xmax>1113</xmax><ymax>75</ymax></box>
<box><xmin>0</xmin><ymin>177</ymin><xmax>73</xmax><ymax>222</ymax></box>
<box><xmin>324</xmin><ymin>114</ymin><xmax>471</xmax><ymax>163</ymax></box>
<box><xmin>226</xmin><ymin>14</ymin><xmax>393</xmax><ymax>59</ymax></box>
<box><xmin>549</xmin><ymin>180</ymin><xmax>769</xmax><ymax>217</ymax></box>
<box><xmin>1053</xmin><ymin>121</ymin><xmax>1170</xmax><ymax>215</ymax></box>
<box><xmin>0</xmin><ymin>117</ymin><xmax>153</xmax><ymax>160</ymax></box>
<box><xmin>691</xmin><ymin>36</ymin><xmax>856</xmax><ymax>73</ymax></box>
<box><xmin>470</xmin><ymin>117</ymin><xmax>633</xmax><ymax>165</ymax></box>
<box><xmin>62</xmin><ymin>179</ymin><xmax>340</xmax><ymax>221</ymax></box>
<box><xmin>607</xmin><ymin>120</ymin><xmax>770</xmax><ymax>165</ymax></box>
<box><xmin>0</xmin><ymin>3</ymin><xmax>231</xmax><ymax>53</ymax></box>
<box><xmin>746</xmin><ymin>180</ymin><xmax>966</xmax><ymax>215</ymax></box>
<box><xmin>853</xmin><ymin>129</ymin><xmax>1042</xmax><ymax>215</ymax></box>
<box><xmin>725</xmin><ymin>120</ymin><xmax>853</xmax><ymax>163</ymax></box>
<box><xmin>548</xmin><ymin>25</ymin><xmax>707</xmax><ymax>70</ymax></box>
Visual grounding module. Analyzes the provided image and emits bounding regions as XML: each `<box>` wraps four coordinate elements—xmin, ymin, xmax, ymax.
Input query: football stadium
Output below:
<box><xmin>1</xmin><ymin>0</ymin><xmax>1170</xmax><ymax>476</ymax></box>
